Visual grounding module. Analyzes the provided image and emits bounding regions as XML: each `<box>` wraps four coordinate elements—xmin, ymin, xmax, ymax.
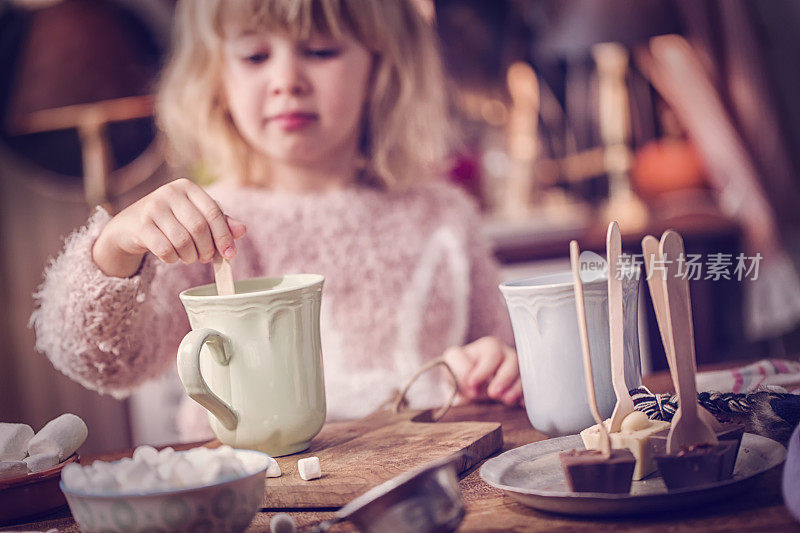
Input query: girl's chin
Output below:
<box><xmin>257</xmin><ymin>139</ymin><xmax>317</xmax><ymax>157</ymax></box>
<box><xmin>258</xmin><ymin>147</ymin><xmax>328</xmax><ymax>166</ymax></box>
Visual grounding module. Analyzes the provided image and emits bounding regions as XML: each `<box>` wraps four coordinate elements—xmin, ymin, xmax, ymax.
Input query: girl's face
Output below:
<box><xmin>221</xmin><ymin>30</ymin><xmax>373</xmax><ymax>170</ymax></box>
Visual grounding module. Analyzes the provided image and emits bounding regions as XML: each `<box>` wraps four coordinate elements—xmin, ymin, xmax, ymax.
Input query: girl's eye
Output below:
<box><xmin>243</xmin><ymin>52</ymin><xmax>270</xmax><ymax>65</ymax></box>
<box><xmin>305</xmin><ymin>48</ymin><xmax>340</xmax><ymax>59</ymax></box>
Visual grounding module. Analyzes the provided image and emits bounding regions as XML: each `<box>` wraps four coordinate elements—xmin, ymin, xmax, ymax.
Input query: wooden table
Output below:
<box><xmin>4</xmin><ymin>372</ymin><xmax>796</xmax><ymax>532</ymax></box>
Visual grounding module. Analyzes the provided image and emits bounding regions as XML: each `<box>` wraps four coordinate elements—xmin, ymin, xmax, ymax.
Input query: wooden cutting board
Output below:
<box><xmin>260</xmin><ymin>408</ymin><xmax>503</xmax><ymax>508</ymax></box>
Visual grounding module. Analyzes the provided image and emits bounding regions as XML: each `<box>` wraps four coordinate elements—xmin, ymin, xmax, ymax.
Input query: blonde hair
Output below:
<box><xmin>157</xmin><ymin>0</ymin><xmax>454</xmax><ymax>190</ymax></box>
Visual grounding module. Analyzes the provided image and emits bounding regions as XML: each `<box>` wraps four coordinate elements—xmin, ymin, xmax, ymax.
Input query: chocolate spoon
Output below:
<box><xmin>570</xmin><ymin>240</ymin><xmax>611</xmax><ymax>458</ymax></box>
<box><xmin>659</xmin><ymin>230</ymin><xmax>717</xmax><ymax>454</ymax></box>
<box><xmin>642</xmin><ymin>235</ymin><xmax>720</xmax><ymax>431</ymax></box>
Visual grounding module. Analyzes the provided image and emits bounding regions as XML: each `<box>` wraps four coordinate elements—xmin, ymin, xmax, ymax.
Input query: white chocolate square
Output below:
<box><xmin>580</xmin><ymin>412</ymin><xmax>671</xmax><ymax>480</ymax></box>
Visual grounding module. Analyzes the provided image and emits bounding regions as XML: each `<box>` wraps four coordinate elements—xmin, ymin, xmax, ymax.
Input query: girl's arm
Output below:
<box><xmin>30</xmin><ymin>208</ymin><xmax>209</xmax><ymax>399</ymax></box>
<box><xmin>32</xmin><ymin>178</ymin><xmax>247</xmax><ymax>398</ymax></box>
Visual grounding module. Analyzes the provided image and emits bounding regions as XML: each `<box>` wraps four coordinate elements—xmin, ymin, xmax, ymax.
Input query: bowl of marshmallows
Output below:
<box><xmin>0</xmin><ymin>413</ymin><xmax>88</xmax><ymax>525</ymax></box>
<box><xmin>60</xmin><ymin>444</ymin><xmax>272</xmax><ymax>533</ymax></box>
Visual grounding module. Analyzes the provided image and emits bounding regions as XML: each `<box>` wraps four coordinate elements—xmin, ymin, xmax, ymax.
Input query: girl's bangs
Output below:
<box><xmin>216</xmin><ymin>0</ymin><xmax>353</xmax><ymax>40</ymax></box>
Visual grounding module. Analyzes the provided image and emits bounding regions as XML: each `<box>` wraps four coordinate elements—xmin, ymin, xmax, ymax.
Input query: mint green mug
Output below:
<box><xmin>177</xmin><ymin>274</ymin><xmax>326</xmax><ymax>456</ymax></box>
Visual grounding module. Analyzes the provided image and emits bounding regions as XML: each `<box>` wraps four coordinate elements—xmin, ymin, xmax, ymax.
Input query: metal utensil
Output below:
<box><xmin>304</xmin><ymin>454</ymin><xmax>465</xmax><ymax>533</ymax></box>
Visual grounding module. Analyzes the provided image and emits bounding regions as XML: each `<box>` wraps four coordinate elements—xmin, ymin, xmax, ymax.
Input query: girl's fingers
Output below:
<box><xmin>465</xmin><ymin>338</ymin><xmax>504</xmax><ymax>389</ymax></box>
<box><xmin>138</xmin><ymin>222</ymin><xmax>179</xmax><ymax>264</ymax></box>
<box><xmin>225</xmin><ymin>215</ymin><xmax>247</xmax><ymax>240</ymax></box>
<box><xmin>185</xmin><ymin>186</ymin><xmax>240</xmax><ymax>259</ymax></box>
<box><xmin>171</xmin><ymin>195</ymin><xmax>215</xmax><ymax>263</ymax></box>
<box><xmin>501</xmin><ymin>378</ymin><xmax>524</xmax><ymax>406</ymax></box>
<box><xmin>151</xmin><ymin>206</ymin><xmax>198</xmax><ymax>264</ymax></box>
<box><xmin>442</xmin><ymin>346</ymin><xmax>478</xmax><ymax>397</ymax></box>
<box><xmin>486</xmin><ymin>347</ymin><xmax>520</xmax><ymax>399</ymax></box>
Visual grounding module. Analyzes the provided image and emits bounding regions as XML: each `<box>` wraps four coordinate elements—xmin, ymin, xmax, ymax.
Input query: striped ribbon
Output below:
<box><xmin>631</xmin><ymin>386</ymin><xmax>764</xmax><ymax>421</ymax></box>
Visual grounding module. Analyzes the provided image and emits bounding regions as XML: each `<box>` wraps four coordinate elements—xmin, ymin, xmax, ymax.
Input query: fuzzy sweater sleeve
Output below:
<box><xmin>29</xmin><ymin>207</ymin><xmax>208</xmax><ymax>399</ymax></box>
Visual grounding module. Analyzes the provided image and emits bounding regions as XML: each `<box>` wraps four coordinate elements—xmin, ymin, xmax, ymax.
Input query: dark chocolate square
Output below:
<box><xmin>654</xmin><ymin>441</ymin><xmax>738</xmax><ymax>490</ymax></box>
<box><xmin>558</xmin><ymin>449</ymin><xmax>636</xmax><ymax>493</ymax></box>
<box><xmin>649</xmin><ymin>421</ymin><xmax>744</xmax><ymax>459</ymax></box>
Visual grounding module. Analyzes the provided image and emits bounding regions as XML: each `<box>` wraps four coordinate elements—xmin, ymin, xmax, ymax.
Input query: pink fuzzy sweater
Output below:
<box><xmin>31</xmin><ymin>181</ymin><xmax>512</xmax><ymax>441</ymax></box>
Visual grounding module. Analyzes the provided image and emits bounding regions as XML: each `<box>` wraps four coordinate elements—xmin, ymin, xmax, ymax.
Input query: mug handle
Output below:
<box><xmin>177</xmin><ymin>328</ymin><xmax>239</xmax><ymax>431</ymax></box>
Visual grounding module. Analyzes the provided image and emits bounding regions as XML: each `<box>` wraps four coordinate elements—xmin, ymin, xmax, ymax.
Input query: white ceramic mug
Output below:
<box><xmin>499</xmin><ymin>271</ymin><xmax>641</xmax><ymax>436</ymax></box>
<box><xmin>177</xmin><ymin>274</ymin><xmax>326</xmax><ymax>456</ymax></box>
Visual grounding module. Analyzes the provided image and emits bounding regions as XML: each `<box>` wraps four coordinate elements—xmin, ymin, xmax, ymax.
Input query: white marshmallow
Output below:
<box><xmin>24</xmin><ymin>453</ymin><xmax>60</xmax><ymax>473</ymax></box>
<box><xmin>114</xmin><ymin>458</ymin><xmax>151</xmax><ymax>487</ymax></box>
<box><xmin>90</xmin><ymin>460</ymin><xmax>113</xmax><ymax>476</ymax></box>
<box><xmin>0</xmin><ymin>460</ymin><xmax>27</xmax><ymax>480</ymax></box>
<box><xmin>184</xmin><ymin>446</ymin><xmax>213</xmax><ymax>469</ymax></box>
<box><xmin>61</xmin><ymin>462</ymin><xmax>89</xmax><ymax>490</ymax></box>
<box><xmin>133</xmin><ymin>470</ymin><xmax>163</xmax><ymax>492</ymax></box>
<box><xmin>132</xmin><ymin>445</ymin><xmax>160</xmax><ymax>466</ymax></box>
<box><xmin>158</xmin><ymin>446</ymin><xmax>175</xmax><ymax>463</ymax></box>
<box><xmin>156</xmin><ymin>455</ymin><xmax>179</xmax><ymax>481</ymax></box>
<box><xmin>297</xmin><ymin>457</ymin><xmax>321</xmax><ymax>481</ymax></box>
<box><xmin>266</xmin><ymin>457</ymin><xmax>282</xmax><ymax>478</ymax></box>
<box><xmin>86</xmin><ymin>467</ymin><xmax>118</xmax><ymax>491</ymax></box>
<box><xmin>172</xmin><ymin>457</ymin><xmax>203</xmax><ymax>487</ymax></box>
<box><xmin>215</xmin><ymin>445</ymin><xmax>235</xmax><ymax>459</ymax></box>
<box><xmin>62</xmin><ymin>446</ymin><xmax>250</xmax><ymax>494</ymax></box>
<box><xmin>0</xmin><ymin>423</ymin><xmax>34</xmax><ymax>461</ymax></box>
<box><xmin>28</xmin><ymin>413</ymin><xmax>88</xmax><ymax>460</ymax></box>
<box><xmin>201</xmin><ymin>458</ymin><xmax>243</xmax><ymax>485</ymax></box>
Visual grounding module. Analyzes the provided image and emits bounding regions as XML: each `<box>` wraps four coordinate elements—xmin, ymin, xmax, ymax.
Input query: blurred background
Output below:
<box><xmin>1</xmin><ymin>0</ymin><xmax>800</xmax><ymax>454</ymax></box>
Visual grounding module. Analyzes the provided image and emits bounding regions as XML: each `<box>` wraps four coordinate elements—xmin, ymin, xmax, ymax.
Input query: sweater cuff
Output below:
<box><xmin>30</xmin><ymin>207</ymin><xmax>158</xmax><ymax>398</ymax></box>
<box><xmin>80</xmin><ymin>206</ymin><xmax>157</xmax><ymax>283</ymax></box>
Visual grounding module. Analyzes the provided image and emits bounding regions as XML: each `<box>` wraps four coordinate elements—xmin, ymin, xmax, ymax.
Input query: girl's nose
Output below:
<box><xmin>269</xmin><ymin>54</ymin><xmax>309</xmax><ymax>96</ymax></box>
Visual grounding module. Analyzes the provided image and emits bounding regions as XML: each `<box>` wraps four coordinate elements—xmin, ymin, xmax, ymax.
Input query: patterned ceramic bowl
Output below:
<box><xmin>60</xmin><ymin>449</ymin><xmax>269</xmax><ymax>533</ymax></box>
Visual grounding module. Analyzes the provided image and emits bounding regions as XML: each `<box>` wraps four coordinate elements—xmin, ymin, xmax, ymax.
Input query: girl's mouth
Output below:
<box><xmin>268</xmin><ymin>112</ymin><xmax>318</xmax><ymax>131</ymax></box>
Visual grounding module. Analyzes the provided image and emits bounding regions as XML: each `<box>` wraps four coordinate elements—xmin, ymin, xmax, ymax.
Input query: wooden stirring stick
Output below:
<box><xmin>660</xmin><ymin>231</ymin><xmax>717</xmax><ymax>454</ymax></box>
<box><xmin>213</xmin><ymin>253</ymin><xmax>235</xmax><ymax>296</ymax></box>
<box><xmin>570</xmin><ymin>240</ymin><xmax>611</xmax><ymax>458</ymax></box>
<box><xmin>607</xmin><ymin>222</ymin><xmax>634</xmax><ymax>432</ymax></box>
<box><xmin>642</xmin><ymin>235</ymin><xmax>720</xmax><ymax>431</ymax></box>
<box><xmin>642</xmin><ymin>236</ymin><xmax>673</xmax><ymax>379</ymax></box>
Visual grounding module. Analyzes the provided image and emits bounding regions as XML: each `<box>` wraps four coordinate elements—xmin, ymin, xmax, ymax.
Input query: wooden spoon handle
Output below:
<box><xmin>570</xmin><ymin>240</ymin><xmax>610</xmax><ymax>457</ymax></box>
<box><xmin>213</xmin><ymin>254</ymin><xmax>235</xmax><ymax>296</ymax></box>
<box><xmin>643</xmin><ymin>235</ymin><xmax>721</xmax><ymax>431</ymax></box>
<box><xmin>660</xmin><ymin>230</ymin><xmax>717</xmax><ymax>452</ymax></box>
<box><xmin>607</xmin><ymin>221</ymin><xmax>633</xmax><ymax>432</ymax></box>
<box><xmin>642</xmin><ymin>236</ymin><xmax>677</xmax><ymax>384</ymax></box>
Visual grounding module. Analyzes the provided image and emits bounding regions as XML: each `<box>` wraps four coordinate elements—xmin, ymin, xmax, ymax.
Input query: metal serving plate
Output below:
<box><xmin>480</xmin><ymin>433</ymin><xmax>785</xmax><ymax>516</ymax></box>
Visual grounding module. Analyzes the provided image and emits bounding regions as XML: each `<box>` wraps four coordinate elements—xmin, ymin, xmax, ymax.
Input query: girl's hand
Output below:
<box><xmin>92</xmin><ymin>178</ymin><xmax>247</xmax><ymax>278</ymax></box>
<box><xmin>442</xmin><ymin>336</ymin><xmax>524</xmax><ymax>406</ymax></box>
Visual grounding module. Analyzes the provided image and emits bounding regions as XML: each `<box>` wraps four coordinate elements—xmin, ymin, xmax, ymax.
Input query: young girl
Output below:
<box><xmin>31</xmin><ymin>0</ymin><xmax>521</xmax><ymax>442</ymax></box>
